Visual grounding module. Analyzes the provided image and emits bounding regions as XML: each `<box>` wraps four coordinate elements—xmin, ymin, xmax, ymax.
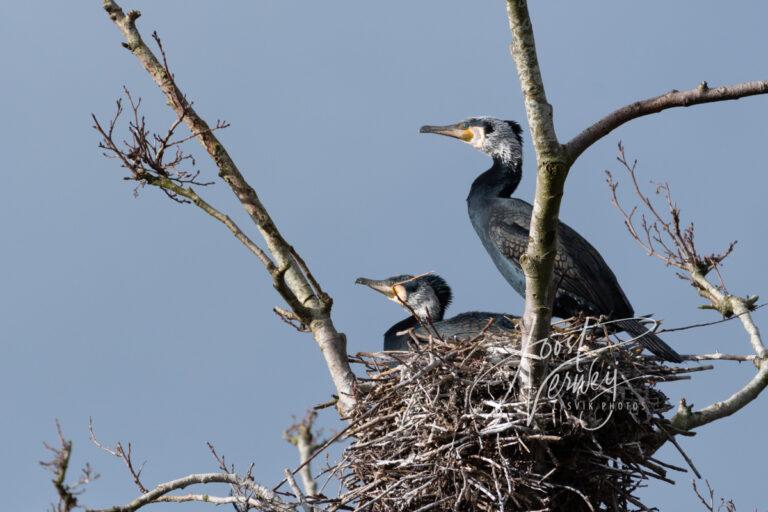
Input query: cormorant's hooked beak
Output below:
<box><xmin>355</xmin><ymin>277</ymin><xmax>406</xmax><ymax>302</ymax></box>
<box><xmin>419</xmin><ymin>123</ymin><xmax>473</xmax><ymax>142</ymax></box>
<box><xmin>355</xmin><ymin>277</ymin><xmax>395</xmax><ymax>298</ymax></box>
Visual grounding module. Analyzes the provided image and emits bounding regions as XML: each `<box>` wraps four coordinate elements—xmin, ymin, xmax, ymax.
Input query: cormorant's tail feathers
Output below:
<box><xmin>613</xmin><ymin>319</ymin><xmax>683</xmax><ymax>363</ymax></box>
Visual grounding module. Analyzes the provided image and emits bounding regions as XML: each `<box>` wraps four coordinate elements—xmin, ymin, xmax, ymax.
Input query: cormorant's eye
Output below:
<box><xmin>460</xmin><ymin>122</ymin><xmax>470</xmax><ymax>130</ymax></box>
<box><xmin>403</xmin><ymin>281</ymin><xmax>418</xmax><ymax>294</ymax></box>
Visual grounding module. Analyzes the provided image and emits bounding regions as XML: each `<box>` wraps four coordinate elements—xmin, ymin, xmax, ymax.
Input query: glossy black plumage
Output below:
<box><xmin>355</xmin><ymin>274</ymin><xmax>517</xmax><ymax>351</ymax></box>
<box><xmin>420</xmin><ymin>117</ymin><xmax>682</xmax><ymax>363</ymax></box>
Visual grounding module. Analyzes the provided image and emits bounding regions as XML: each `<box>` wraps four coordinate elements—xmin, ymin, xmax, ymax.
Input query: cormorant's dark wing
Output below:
<box><xmin>487</xmin><ymin>200</ymin><xmax>633</xmax><ymax>317</ymax></box>
<box><xmin>482</xmin><ymin>201</ymin><xmax>680</xmax><ymax>361</ymax></box>
<box><xmin>554</xmin><ymin>220</ymin><xmax>634</xmax><ymax>317</ymax></box>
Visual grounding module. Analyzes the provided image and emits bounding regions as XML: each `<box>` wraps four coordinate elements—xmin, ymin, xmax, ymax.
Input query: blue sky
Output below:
<box><xmin>0</xmin><ymin>1</ymin><xmax>766</xmax><ymax>510</ymax></box>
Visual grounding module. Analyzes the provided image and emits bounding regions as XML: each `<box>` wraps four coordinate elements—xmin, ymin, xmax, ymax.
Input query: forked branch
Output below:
<box><xmin>92</xmin><ymin>91</ymin><xmax>273</xmax><ymax>269</ymax></box>
<box><xmin>607</xmin><ymin>147</ymin><xmax>767</xmax><ymax>432</ymax></box>
<box><xmin>284</xmin><ymin>411</ymin><xmax>322</xmax><ymax>497</ymax></box>
<box><xmin>41</xmin><ymin>421</ymin><xmax>99</xmax><ymax>512</ymax></box>
<box><xmin>606</xmin><ymin>143</ymin><xmax>737</xmax><ymax>279</ymax></box>
<box><xmin>100</xmin><ymin>0</ymin><xmax>356</xmax><ymax>414</ymax></box>
<box><xmin>504</xmin><ymin>1</ymin><xmax>767</xmax><ymax>404</ymax></box>
<box><xmin>692</xmin><ymin>479</ymin><xmax>737</xmax><ymax>512</ymax></box>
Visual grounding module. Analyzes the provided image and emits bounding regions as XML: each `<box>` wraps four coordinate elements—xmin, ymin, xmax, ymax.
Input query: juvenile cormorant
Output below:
<box><xmin>419</xmin><ymin>117</ymin><xmax>682</xmax><ymax>363</ymax></box>
<box><xmin>355</xmin><ymin>274</ymin><xmax>517</xmax><ymax>351</ymax></box>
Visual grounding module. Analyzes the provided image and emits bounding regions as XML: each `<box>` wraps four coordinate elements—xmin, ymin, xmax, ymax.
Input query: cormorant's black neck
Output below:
<box><xmin>383</xmin><ymin>316</ymin><xmax>418</xmax><ymax>351</ymax></box>
<box><xmin>408</xmin><ymin>299</ymin><xmax>447</xmax><ymax>326</ymax></box>
<box><xmin>436</xmin><ymin>301</ymin><xmax>448</xmax><ymax>321</ymax></box>
<box><xmin>384</xmin><ymin>301</ymin><xmax>446</xmax><ymax>341</ymax></box>
<box><xmin>468</xmin><ymin>156</ymin><xmax>522</xmax><ymax>202</ymax></box>
<box><xmin>385</xmin><ymin>316</ymin><xmax>418</xmax><ymax>338</ymax></box>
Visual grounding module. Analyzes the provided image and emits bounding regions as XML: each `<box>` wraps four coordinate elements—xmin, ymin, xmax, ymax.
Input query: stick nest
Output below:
<box><xmin>339</xmin><ymin>318</ymin><xmax>691</xmax><ymax>511</ymax></box>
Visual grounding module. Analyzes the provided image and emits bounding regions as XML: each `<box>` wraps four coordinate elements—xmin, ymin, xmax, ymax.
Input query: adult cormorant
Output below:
<box><xmin>419</xmin><ymin>117</ymin><xmax>682</xmax><ymax>363</ymax></box>
<box><xmin>355</xmin><ymin>274</ymin><xmax>517</xmax><ymax>351</ymax></box>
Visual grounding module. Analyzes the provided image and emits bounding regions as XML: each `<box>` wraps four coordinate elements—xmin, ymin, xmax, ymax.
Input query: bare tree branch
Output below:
<box><xmin>680</xmin><ymin>353</ymin><xmax>757</xmax><ymax>363</ymax></box>
<box><xmin>504</xmin><ymin>2</ymin><xmax>768</xmax><ymax>408</ymax></box>
<box><xmin>89</xmin><ymin>419</ymin><xmax>148</xmax><ymax>494</ymax></box>
<box><xmin>41</xmin><ymin>421</ymin><xmax>98</xmax><ymax>512</ymax></box>
<box><xmin>692</xmin><ymin>479</ymin><xmax>737</xmax><ymax>512</ymax></box>
<box><xmin>503</xmin><ymin>2</ymin><xmax>767</xmax><ymax>405</ymax></box>
<box><xmin>659</xmin><ymin>304</ymin><xmax>766</xmax><ymax>334</ymax></box>
<box><xmin>284</xmin><ymin>411</ymin><xmax>322</xmax><ymax>498</ymax></box>
<box><xmin>283</xmin><ymin>470</ymin><xmax>314</xmax><ymax>512</ymax></box>
<box><xmin>566</xmin><ymin>80</ymin><xmax>768</xmax><ymax>162</ymax></box>
<box><xmin>606</xmin><ymin>143</ymin><xmax>738</xmax><ymax>279</ymax></box>
<box><xmin>505</xmin><ymin>0</ymin><xmax>569</xmax><ymax>397</ymax></box>
<box><xmin>92</xmin><ymin>101</ymin><xmax>273</xmax><ymax>269</ymax></box>
<box><xmin>45</xmin><ymin>421</ymin><xmax>303</xmax><ymax>512</ymax></box>
<box><xmin>607</xmin><ymin>147</ymin><xmax>767</xmax><ymax>433</ymax></box>
<box><xmin>152</xmin><ymin>494</ymin><xmax>279</xmax><ymax>507</ymax></box>
<box><xmin>85</xmin><ymin>473</ymin><xmax>291</xmax><ymax>512</ymax></box>
<box><xmin>205</xmin><ymin>442</ymin><xmax>259</xmax><ymax>510</ymax></box>
<box><xmin>671</xmin><ymin>295</ymin><xmax>768</xmax><ymax>431</ymax></box>
<box><xmin>100</xmin><ymin>0</ymin><xmax>356</xmax><ymax>414</ymax></box>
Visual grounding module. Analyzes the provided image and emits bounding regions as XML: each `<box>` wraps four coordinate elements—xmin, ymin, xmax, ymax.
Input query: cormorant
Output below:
<box><xmin>419</xmin><ymin>117</ymin><xmax>682</xmax><ymax>363</ymax></box>
<box><xmin>355</xmin><ymin>274</ymin><xmax>517</xmax><ymax>351</ymax></box>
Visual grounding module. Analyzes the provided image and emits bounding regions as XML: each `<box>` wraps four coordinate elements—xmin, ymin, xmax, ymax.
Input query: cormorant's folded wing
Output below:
<box><xmin>488</xmin><ymin>204</ymin><xmax>632</xmax><ymax>317</ymax></box>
